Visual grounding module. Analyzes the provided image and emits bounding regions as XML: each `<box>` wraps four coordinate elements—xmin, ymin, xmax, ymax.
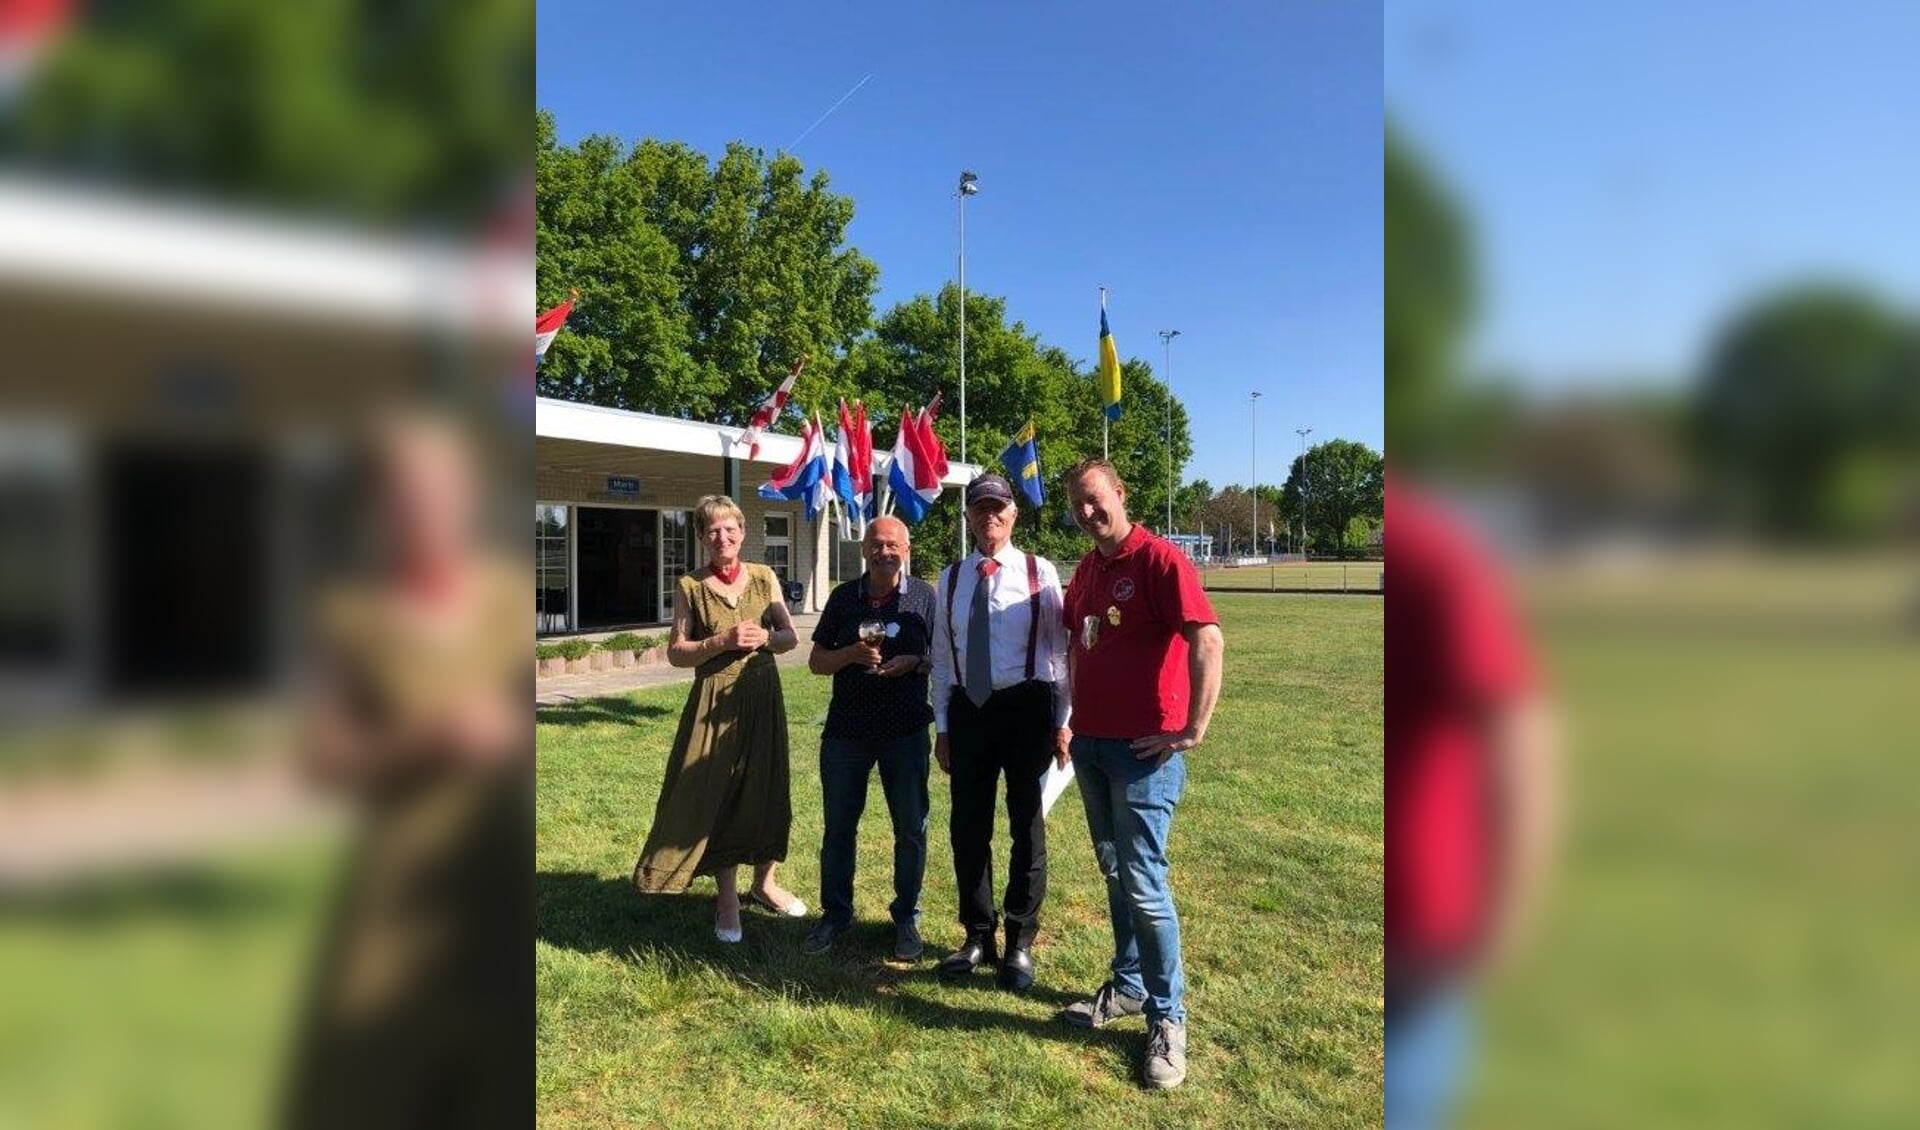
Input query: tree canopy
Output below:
<box><xmin>1183</xmin><ymin>439</ymin><xmax>1383</xmax><ymax>558</ymax></box>
<box><xmin>536</xmin><ymin>114</ymin><xmax>1202</xmax><ymax>568</ymax></box>
<box><xmin>2</xmin><ymin>0</ymin><xmax>529</xmax><ymax>227</ymax></box>
<box><xmin>846</xmin><ymin>284</ymin><xmax>1188</xmax><ymax>570</ymax></box>
<box><xmin>1279</xmin><ymin>439</ymin><xmax>1386</xmax><ymax>553</ymax></box>
<box><xmin>1385</xmin><ymin>122</ymin><xmax>1475</xmax><ymax>466</ymax></box>
<box><xmin>536</xmin><ymin>111</ymin><xmax>879</xmax><ymax>421</ymax></box>
<box><xmin>1692</xmin><ymin>283</ymin><xmax>1920</xmax><ymax>538</ymax></box>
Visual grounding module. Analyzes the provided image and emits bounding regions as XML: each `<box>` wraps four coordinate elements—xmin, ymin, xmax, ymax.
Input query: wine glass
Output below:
<box><xmin>858</xmin><ymin>619</ymin><xmax>887</xmax><ymax>669</ymax></box>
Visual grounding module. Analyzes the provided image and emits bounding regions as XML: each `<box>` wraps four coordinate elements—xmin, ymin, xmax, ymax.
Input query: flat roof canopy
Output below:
<box><xmin>536</xmin><ymin>397</ymin><xmax>982</xmax><ymax>484</ymax></box>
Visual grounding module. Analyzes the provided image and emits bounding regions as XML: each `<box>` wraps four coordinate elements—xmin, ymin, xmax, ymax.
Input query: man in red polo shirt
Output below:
<box><xmin>1386</xmin><ymin>475</ymin><xmax>1556</xmax><ymax>1129</ymax></box>
<box><xmin>1056</xmin><ymin>459</ymin><xmax>1223</xmax><ymax>1091</ymax></box>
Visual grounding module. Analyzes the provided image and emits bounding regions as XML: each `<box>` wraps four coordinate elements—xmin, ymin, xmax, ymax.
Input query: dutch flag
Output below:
<box><xmin>759</xmin><ymin>412</ymin><xmax>830</xmax><ymax>521</ymax></box>
<box><xmin>535</xmin><ymin>290</ymin><xmax>576</xmax><ymax>363</ymax></box>
<box><xmin>734</xmin><ymin>356</ymin><xmax>808</xmax><ymax>461</ymax></box>
<box><xmin>830</xmin><ymin>399</ymin><xmax>875</xmax><ymax>536</ymax></box>
<box><xmin>0</xmin><ymin>0</ymin><xmax>70</xmax><ymax>100</ymax></box>
<box><xmin>884</xmin><ymin>403</ymin><xmax>946</xmax><ymax>523</ymax></box>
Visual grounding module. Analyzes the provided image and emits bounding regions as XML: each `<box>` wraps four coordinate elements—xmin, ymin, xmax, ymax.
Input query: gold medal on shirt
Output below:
<box><xmin>1106</xmin><ymin>604</ymin><xmax>1122</xmax><ymax>628</ymax></box>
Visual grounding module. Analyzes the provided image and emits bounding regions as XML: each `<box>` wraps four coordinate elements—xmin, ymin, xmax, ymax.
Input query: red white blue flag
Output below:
<box><xmin>758</xmin><ymin>411</ymin><xmax>830</xmax><ymax>521</ymax></box>
<box><xmin>831</xmin><ymin>399</ymin><xmax>876</xmax><ymax>534</ymax></box>
<box><xmin>735</xmin><ymin>356</ymin><xmax>807</xmax><ymax>460</ymax></box>
<box><xmin>884</xmin><ymin>400</ymin><xmax>946</xmax><ymax>523</ymax></box>
<box><xmin>0</xmin><ymin>0</ymin><xmax>70</xmax><ymax>100</ymax></box>
<box><xmin>534</xmin><ymin>290</ymin><xmax>576</xmax><ymax>363</ymax></box>
<box><xmin>916</xmin><ymin>391</ymin><xmax>951</xmax><ymax>482</ymax></box>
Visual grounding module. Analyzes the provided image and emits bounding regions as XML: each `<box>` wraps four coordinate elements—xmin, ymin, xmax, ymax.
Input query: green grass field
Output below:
<box><xmin>536</xmin><ymin>593</ymin><xmax>1383</xmax><ymax>1129</ymax></box>
<box><xmin>1462</xmin><ymin>556</ymin><xmax>1920</xmax><ymax>1127</ymax></box>
<box><xmin>0</xmin><ymin>837</ymin><xmax>341</xmax><ymax>1130</ymax></box>
<box><xmin>1199</xmin><ymin>561</ymin><xmax>1383</xmax><ymax>593</ymax></box>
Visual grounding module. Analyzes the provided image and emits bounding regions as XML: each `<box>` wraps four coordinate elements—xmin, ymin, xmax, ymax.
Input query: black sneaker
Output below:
<box><xmin>892</xmin><ymin>920</ymin><xmax>925</xmax><ymax>961</ymax></box>
<box><xmin>802</xmin><ymin>918</ymin><xmax>848</xmax><ymax>955</ymax></box>
<box><xmin>1060</xmin><ymin>980</ymin><xmax>1147</xmax><ymax>1028</ymax></box>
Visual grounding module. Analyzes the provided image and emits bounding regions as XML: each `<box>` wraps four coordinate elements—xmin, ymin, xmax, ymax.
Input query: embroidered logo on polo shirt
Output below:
<box><xmin>1113</xmin><ymin>577</ymin><xmax>1136</xmax><ymax>602</ymax></box>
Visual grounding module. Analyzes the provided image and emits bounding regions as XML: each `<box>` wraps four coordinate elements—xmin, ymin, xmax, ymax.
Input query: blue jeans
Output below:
<box><xmin>818</xmin><ymin>732</ymin><xmax>930</xmax><ymax>928</ymax></box>
<box><xmin>1385</xmin><ymin>986</ymin><xmax>1471</xmax><ymax>1130</ymax></box>
<box><xmin>1071</xmin><ymin>736</ymin><xmax>1187</xmax><ymax>1025</ymax></box>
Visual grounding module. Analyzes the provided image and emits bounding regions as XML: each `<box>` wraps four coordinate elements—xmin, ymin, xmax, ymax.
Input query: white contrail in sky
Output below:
<box><xmin>787</xmin><ymin>73</ymin><xmax>874</xmax><ymax>151</ymax></box>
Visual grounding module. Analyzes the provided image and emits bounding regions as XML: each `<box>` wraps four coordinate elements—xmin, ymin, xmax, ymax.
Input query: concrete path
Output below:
<box><xmin>535</xmin><ymin>613</ymin><xmax>822</xmax><ymax>706</ymax></box>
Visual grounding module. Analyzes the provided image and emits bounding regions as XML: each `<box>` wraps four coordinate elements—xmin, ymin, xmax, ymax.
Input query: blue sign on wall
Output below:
<box><xmin>607</xmin><ymin>476</ymin><xmax>639</xmax><ymax>497</ymax></box>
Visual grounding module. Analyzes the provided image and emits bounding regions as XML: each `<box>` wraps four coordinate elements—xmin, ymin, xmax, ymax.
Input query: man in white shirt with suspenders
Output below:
<box><xmin>931</xmin><ymin>473</ymin><xmax>1073</xmax><ymax>992</ymax></box>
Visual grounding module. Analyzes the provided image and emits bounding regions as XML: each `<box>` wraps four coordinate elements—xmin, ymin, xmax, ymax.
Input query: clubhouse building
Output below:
<box><xmin>536</xmin><ymin>397</ymin><xmax>979</xmax><ymax>634</ymax></box>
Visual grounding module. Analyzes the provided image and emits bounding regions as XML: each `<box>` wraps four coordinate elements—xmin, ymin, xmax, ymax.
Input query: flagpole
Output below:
<box><xmin>1250</xmin><ymin>391</ymin><xmax>1263</xmax><ymax>559</ymax></box>
<box><xmin>957</xmin><ymin>170</ymin><xmax>978</xmax><ymax>562</ymax></box>
<box><xmin>1099</xmin><ymin>285</ymin><xmax>1111</xmax><ymax>460</ymax></box>
<box><xmin>1159</xmin><ymin>328</ymin><xmax>1181</xmax><ymax>535</ymax></box>
<box><xmin>877</xmin><ymin>407</ymin><xmax>894</xmax><ymax>517</ymax></box>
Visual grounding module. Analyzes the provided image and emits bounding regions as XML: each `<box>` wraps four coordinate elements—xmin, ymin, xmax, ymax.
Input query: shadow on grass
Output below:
<box><xmin>537</xmin><ymin>869</ymin><xmax>1137</xmax><ymax>1058</ymax></box>
<box><xmin>535</xmin><ymin>699</ymin><xmax>674</xmax><ymax>727</ymax></box>
<box><xmin>0</xmin><ymin>863</ymin><xmax>307</xmax><ymax>924</ymax></box>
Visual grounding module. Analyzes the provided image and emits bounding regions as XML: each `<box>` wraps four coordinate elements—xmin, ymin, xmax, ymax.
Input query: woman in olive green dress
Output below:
<box><xmin>634</xmin><ymin>495</ymin><xmax>806</xmax><ymax>942</ymax></box>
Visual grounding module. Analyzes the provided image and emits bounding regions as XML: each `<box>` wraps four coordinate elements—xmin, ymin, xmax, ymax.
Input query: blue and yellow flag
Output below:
<box><xmin>1097</xmin><ymin>292</ymin><xmax>1122</xmax><ymax>420</ymax></box>
<box><xmin>999</xmin><ymin>419</ymin><xmax>1045</xmax><ymax>506</ymax></box>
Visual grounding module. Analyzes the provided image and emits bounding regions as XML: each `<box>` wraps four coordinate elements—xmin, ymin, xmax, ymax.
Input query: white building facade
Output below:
<box><xmin>536</xmin><ymin>397</ymin><xmax>977</xmax><ymax>634</ymax></box>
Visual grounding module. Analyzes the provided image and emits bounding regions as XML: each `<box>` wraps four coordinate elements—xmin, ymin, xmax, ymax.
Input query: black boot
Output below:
<box><xmin>997</xmin><ymin>927</ymin><xmax>1035</xmax><ymax>992</ymax></box>
<box><xmin>938</xmin><ymin>930</ymin><xmax>998</xmax><ymax>981</ymax></box>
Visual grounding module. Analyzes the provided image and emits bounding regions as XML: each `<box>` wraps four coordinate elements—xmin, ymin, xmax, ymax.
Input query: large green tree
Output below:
<box><xmin>1173</xmin><ymin>479</ymin><xmax>1213</xmax><ymax>535</ymax></box>
<box><xmin>1196</xmin><ymin>486</ymin><xmax>1255</xmax><ymax>556</ymax></box>
<box><xmin>844</xmin><ymin>284</ymin><xmax>1190</xmax><ymax>571</ymax></box>
<box><xmin>2</xmin><ymin>1</ymin><xmax>529</xmax><ymax>227</ymax></box>
<box><xmin>1279</xmin><ymin>439</ymin><xmax>1385</xmax><ymax>554</ymax></box>
<box><xmin>535</xmin><ymin>112</ymin><xmax>879</xmax><ymax>420</ymax></box>
<box><xmin>1386</xmin><ymin>122</ymin><xmax>1476</xmax><ymax>466</ymax></box>
<box><xmin>1692</xmin><ymin>284</ymin><xmax>1920</xmax><ymax>538</ymax></box>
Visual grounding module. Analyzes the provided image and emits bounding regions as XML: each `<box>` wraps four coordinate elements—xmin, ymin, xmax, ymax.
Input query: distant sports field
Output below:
<box><xmin>1198</xmin><ymin>560</ymin><xmax>1383</xmax><ymax>593</ymax></box>
<box><xmin>536</xmin><ymin>593</ymin><xmax>1384</xmax><ymax>1129</ymax></box>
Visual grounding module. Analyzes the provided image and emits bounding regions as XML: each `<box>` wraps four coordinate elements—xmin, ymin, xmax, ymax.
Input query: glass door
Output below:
<box><xmin>660</xmin><ymin>509</ymin><xmax>693</xmax><ymax>621</ymax></box>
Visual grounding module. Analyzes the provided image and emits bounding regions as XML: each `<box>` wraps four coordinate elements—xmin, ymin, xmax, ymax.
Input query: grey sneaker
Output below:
<box><xmin>1143</xmin><ymin>1018</ymin><xmax>1187</xmax><ymax>1090</ymax></box>
<box><xmin>1060</xmin><ymin>981</ymin><xmax>1147</xmax><ymax>1028</ymax></box>
<box><xmin>892</xmin><ymin>920</ymin><xmax>925</xmax><ymax>961</ymax></box>
<box><xmin>802</xmin><ymin>918</ymin><xmax>848</xmax><ymax>955</ymax></box>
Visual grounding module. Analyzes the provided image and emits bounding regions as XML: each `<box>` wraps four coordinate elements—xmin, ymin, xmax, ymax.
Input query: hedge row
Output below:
<box><xmin>535</xmin><ymin>634</ymin><xmax>666</xmax><ymax>662</ymax></box>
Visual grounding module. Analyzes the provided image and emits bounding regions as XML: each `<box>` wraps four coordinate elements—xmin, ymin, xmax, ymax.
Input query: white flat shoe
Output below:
<box><xmin>746</xmin><ymin>890</ymin><xmax>808</xmax><ymax>918</ymax></box>
<box><xmin>716</xmin><ymin>895</ymin><xmax>743</xmax><ymax>943</ymax></box>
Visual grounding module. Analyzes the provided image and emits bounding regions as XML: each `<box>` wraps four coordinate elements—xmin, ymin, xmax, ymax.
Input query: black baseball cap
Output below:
<box><xmin>965</xmin><ymin>474</ymin><xmax>1015</xmax><ymax>507</ymax></box>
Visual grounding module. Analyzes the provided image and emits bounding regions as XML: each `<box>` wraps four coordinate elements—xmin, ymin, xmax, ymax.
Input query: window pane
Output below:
<box><xmin>661</xmin><ymin>510</ymin><xmax>692</xmax><ymax>620</ymax></box>
<box><xmin>536</xmin><ymin>503</ymin><xmax>570</xmax><ymax>634</ymax></box>
<box><xmin>764</xmin><ymin>545</ymin><xmax>790</xmax><ymax>584</ymax></box>
<box><xmin>761</xmin><ymin>513</ymin><xmax>791</xmax><ymax>585</ymax></box>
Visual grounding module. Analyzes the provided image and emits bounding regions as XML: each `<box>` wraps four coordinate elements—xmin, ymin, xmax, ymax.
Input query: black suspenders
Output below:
<box><xmin>944</xmin><ymin>553</ymin><xmax>1045</xmax><ymax>697</ymax></box>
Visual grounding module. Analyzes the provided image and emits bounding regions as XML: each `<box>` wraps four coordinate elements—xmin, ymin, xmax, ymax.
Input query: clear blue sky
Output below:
<box><xmin>538</xmin><ymin>0</ymin><xmax>1382</xmax><ymax>491</ymax></box>
<box><xmin>1387</xmin><ymin>0</ymin><xmax>1920</xmax><ymax>389</ymax></box>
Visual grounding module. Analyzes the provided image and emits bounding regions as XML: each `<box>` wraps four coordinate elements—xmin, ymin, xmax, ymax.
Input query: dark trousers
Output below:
<box><xmin>818</xmin><ymin>731</ymin><xmax>931</xmax><ymax>929</ymax></box>
<box><xmin>946</xmin><ymin>680</ymin><xmax>1054</xmax><ymax>949</ymax></box>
